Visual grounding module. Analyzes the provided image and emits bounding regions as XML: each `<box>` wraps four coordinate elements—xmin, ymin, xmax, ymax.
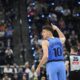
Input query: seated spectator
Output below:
<box><xmin>62</xmin><ymin>5</ymin><xmax>71</xmax><ymax>16</ymax></box>
<box><xmin>25</xmin><ymin>62</ymin><xmax>33</xmax><ymax>79</ymax></box>
<box><xmin>55</xmin><ymin>4</ymin><xmax>63</xmax><ymax>12</ymax></box>
<box><xmin>5</xmin><ymin>47</ymin><xmax>14</xmax><ymax>65</ymax></box>
<box><xmin>12</xmin><ymin>63</ymin><xmax>18</xmax><ymax>74</ymax></box>
<box><xmin>5</xmin><ymin>25</ymin><xmax>13</xmax><ymax>38</ymax></box>
<box><xmin>3</xmin><ymin>64</ymin><xmax>13</xmax><ymax>74</ymax></box>
<box><xmin>18</xmin><ymin>66</ymin><xmax>23</xmax><ymax>80</ymax></box>
<box><xmin>58</xmin><ymin>18</ymin><xmax>66</xmax><ymax>31</ymax></box>
<box><xmin>22</xmin><ymin>74</ymin><xmax>27</xmax><ymax>80</ymax></box>
<box><xmin>41</xmin><ymin>76</ymin><xmax>46</xmax><ymax>80</ymax></box>
<box><xmin>0</xmin><ymin>24</ymin><xmax>5</xmax><ymax>37</ymax></box>
<box><xmin>31</xmin><ymin>35</ymin><xmax>38</xmax><ymax>45</ymax></box>
<box><xmin>13</xmin><ymin>74</ymin><xmax>18</xmax><ymax>80</ymax></box>
<box><xmin>48</xmin><ymin>13</ymin><xmax>57</xmax><ymax>23</ymax></box>
<box><xmin>2</xmin><ymin>74</ymin><xmax>11</xmax><ymax>80</ymax></box>
<box><xmin>67</xmin><ymin>30</ymin><xmax>78</xmax><ymax>48</ymax></box>
<box><xmin>5</xmin><ymin>26</ymin><xmax>13</xmax><ymax>47</ymax></box>
<box><xmin>72</xmin><ymin>6</ymin><xmax>79</xmax><ymax>17</ymax></box>
<box><xmin>33</xmin><ymin>77</ymin><xmax>38</xmax><ymax>80</ymax></box>
<box><xmin>39</xmin><ymin>67</ymin><xmax>46</xmax><ymax>80</ymax></box>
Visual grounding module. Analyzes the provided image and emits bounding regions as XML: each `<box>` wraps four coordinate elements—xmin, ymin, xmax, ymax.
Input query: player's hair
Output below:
<box><xmin>42</xmin><ymin>25</ymin><xmax>53</xmax><ymax>34</ymax></box>
<box><xmin>71</xmin><ymin>46</ymin><xmax>78</xmax><ymax>52</ymax></box>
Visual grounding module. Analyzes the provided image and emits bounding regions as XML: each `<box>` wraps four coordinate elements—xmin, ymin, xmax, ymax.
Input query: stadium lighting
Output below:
<box><xmin>48</xmin><ymin>14</ymin><xmax>51</xmax><ymax>18</ymax></box>
<box><xmin>32</xmin><ymin>47</ymin><xmax>34</xmax><ymax>50</ymax></box>
<box><xmin>61</xmin><ymin>10</ymin><xmax>64</xmax><ymax>13</ymax></box>
<box><xmin>30</xmin><ymin>35</ymin><xmax>33</xmax><ymax>38</ymax></box>
<box><xmin>51</xmin><ymin>3</ymin><xmax>54</xmax><ymax>5</ymax></box>
<box><xmin>41</xmin><ymin>14</ymin><xmax>45</xmax><ymax>18</ymax></box>
<box><xmin>28</xmin><ymin>26</ymin><xmax>31</xmax><ymax>29</ymax></box>
<box><xmin>78</xmin><ymin>2</ymin><xmax>80</xmax><ymax>4</ymax></box>
<box><xmin>32</xmin><ymin>2</ymin><xmax>35</xmax><ymax>6</ymax></box>
<box><xmin>77</xmin><ymin>13</ymin><xmax>79</xmax><ymax>16</ymax></box>
<box><xmin>28</xmin><ymin>19</ymin><xmax>31</xmax><ymax>22</ymax></box>
<box><xmin>27</xmin><ymin>15</ymin><xmax>30</xmax><ymax>17</ymax></box>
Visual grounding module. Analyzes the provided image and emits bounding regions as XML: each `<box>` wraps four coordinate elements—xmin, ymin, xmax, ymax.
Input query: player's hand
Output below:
<box><xmin>36</xmin><ymin>67</ymin><xmax>40</xmax><ymax>75</ymax></box>
<box><xmin>51</xmin><ymin>23</ymin><xmax>58</xmax><ymax>30</ymax></box>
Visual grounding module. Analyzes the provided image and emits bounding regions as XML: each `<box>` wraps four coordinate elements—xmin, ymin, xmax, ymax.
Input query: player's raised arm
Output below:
<box><xmin>51</xmin><ymin>23</ymin><xmax>66</xmax><ymax>44</ymax></box>
<box><xmin>36</xmin><ymin>40</ymin><xmax>48</xmax><ymax>73</ymax></box>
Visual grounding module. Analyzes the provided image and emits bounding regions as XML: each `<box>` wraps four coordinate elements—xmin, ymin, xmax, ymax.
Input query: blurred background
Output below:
<box><xmin>0</xmin><ymin>0</ymin><xmax>80</xmax><ymax>80</ymax></box>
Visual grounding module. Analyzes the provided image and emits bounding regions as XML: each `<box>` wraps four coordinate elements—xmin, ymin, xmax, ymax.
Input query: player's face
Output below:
<box><xmin>42</xmin><ymin>29</ymin><xmax>48</xmax><ymax>39</ymax></box>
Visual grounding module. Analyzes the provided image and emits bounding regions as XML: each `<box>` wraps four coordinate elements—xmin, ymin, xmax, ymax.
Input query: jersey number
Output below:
<box><xmin>53</xmin><ymin>48</ymin><xmax>62</xmax><ymax>57</ymax></box>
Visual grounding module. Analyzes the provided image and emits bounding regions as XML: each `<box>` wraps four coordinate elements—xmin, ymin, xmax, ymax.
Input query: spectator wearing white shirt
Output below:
<box><xmin>4</xmin><ymin>64</ymin><xmax>13</xmax><ymax>74</ymax></box>
<box><xmin>25</xmin><ymin>62</ymin><xmax>33</xmax><ymax>79</ymax></box>
<box><xmin>5</xmin><ymin>47</ymin><xmax>13</xmax><ymax>55</ymax></box>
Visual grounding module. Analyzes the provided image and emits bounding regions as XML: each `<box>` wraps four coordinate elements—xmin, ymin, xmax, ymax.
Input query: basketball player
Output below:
<box><xmin>36</xmin><ymin>23</ymin><xmax>66</xmax><ymax>80</ymax></box>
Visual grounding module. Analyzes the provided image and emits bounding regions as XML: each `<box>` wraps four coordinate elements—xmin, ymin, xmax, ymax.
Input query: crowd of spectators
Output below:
<box><xmin>0</xmin><ymin>0</ymin><xmax>80</xmax><ymax>80</ymax></box>
<box><xmin>0</xmin><ymin>0</ymin><xmax>16</xmax><ymax>65</ymax></box>
<box><xmin>0</xmin><ymin>11</ymin><xmax>15</xmax><ymax>65</ymax></box>
<box><xmin>0</xmin><ymin>62</ymin><xmax>47</xmax><ymax>80</ymax></box>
